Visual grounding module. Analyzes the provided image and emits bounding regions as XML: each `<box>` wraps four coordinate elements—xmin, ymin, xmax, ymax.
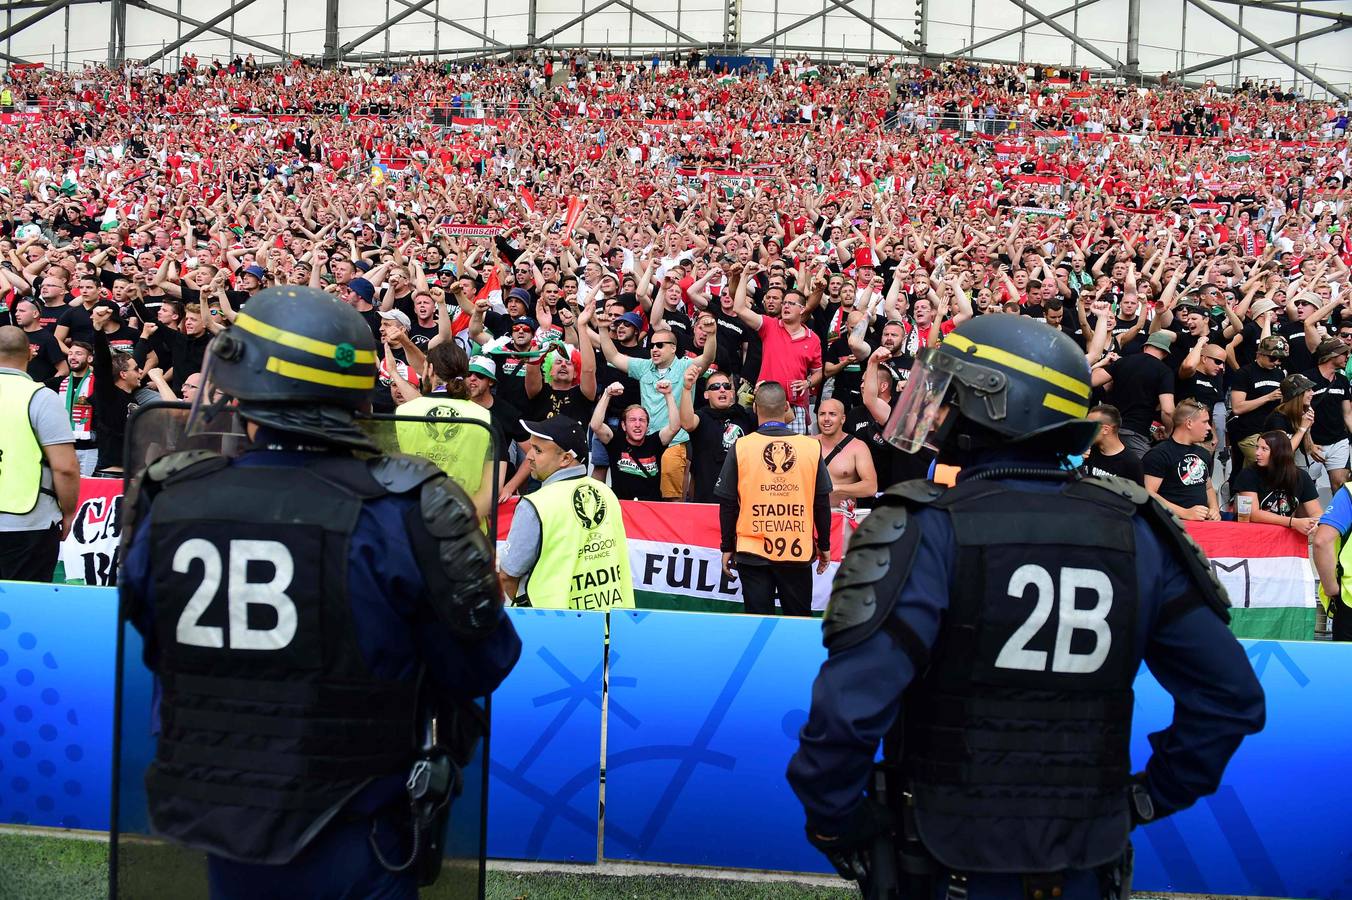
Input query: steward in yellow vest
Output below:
<box><xmin>1313</xmin><ymin>484</ymin><xmax>1352</xmax><ymax>641</ymax></box>
<box><xmin>714</xmin><ymin>382</ymin><xmax>832</xmax><ymax>617</ymax></box>
<box><xmin>498</xmin><ymin>414</ymin><xmax>634</xmax><ymax>611</ymax></box>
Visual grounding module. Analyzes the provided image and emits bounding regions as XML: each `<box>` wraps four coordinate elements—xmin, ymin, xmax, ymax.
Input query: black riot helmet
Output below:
<box><xmin>201</xmin><ymin>286</ymin><xmax>379</xmax><ymax>449</ymax></box>
<box><xmin>883</xmin><ymin>314</ymin><xmax>1099</xmax><ymax>459</ymax></box>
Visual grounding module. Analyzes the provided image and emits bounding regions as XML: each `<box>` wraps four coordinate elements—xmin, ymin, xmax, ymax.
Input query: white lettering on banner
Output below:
<box><xmin>1209</xmin><ymin>556</ymin><xmax>1315</xmax><ymax>610</ymax></box>
<box><xmin>58</xmin><ymin>480</ymin><xmax>123</xmax><ymax>585</ymax></box>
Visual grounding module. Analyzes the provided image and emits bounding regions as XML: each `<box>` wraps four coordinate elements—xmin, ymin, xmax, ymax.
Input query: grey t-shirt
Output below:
<box><xmin>499</xmin><ymin>464</ymin><xmax>589</xmax><ymax>581</ymax></box>
<box><xmin>0</xmin><ymin>367</ymin><xmax>76</xmax><ymax>530</ymax></box>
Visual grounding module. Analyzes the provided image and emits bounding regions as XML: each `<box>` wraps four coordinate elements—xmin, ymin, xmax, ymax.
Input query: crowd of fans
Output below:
<box><xmin>0</xmin><ymin>50</ymin><xmax>1347</xmax><ymax>526</ymax></box>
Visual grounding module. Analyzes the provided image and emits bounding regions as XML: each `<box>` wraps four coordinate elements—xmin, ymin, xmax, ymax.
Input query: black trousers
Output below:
<box><xmin>739</xmin><ymin>562</ymin><xmax>814</xmax><ymax>617</ymax></box>
<box><xmin>0</xmin><ymin>525</ymin><xmax>61</xmax><ymax>583</ymax></box>
<box><xmin>1333</xmin><ymin>597</ymin><xmax>1352</xmax><ymax>642</ymax></box>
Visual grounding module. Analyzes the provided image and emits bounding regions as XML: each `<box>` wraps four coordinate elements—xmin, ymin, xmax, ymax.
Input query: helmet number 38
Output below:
<box><xmin>995</xmin><ymin>564</ymin><xmax>1113</xmax><ymax>675</ymax></box>
<box><xmin>172</xmin><ymin>538</ymin><xmax>299</xmax><ymax>650</ymax></box>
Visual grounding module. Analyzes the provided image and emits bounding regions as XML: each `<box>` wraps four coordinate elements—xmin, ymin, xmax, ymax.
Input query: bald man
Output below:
<box><xmin>815</xmin><ymin>398</ymin><xmax>877</xmax><ymax>517</ymax></box>
<box><xmin>715</xmin><ymin>382</ymin><xmax>833</xmax><ymax>617</ymax></box>
<box><xmin>0</xmin><ymin>325</ymin><xmax>80</xmax><ymax>581</ymax></box>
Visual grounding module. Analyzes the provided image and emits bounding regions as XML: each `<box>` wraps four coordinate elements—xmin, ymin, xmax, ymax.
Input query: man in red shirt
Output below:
<box><xmin>731</xmin><ymin>262</ymin><xmax>823</xmax><ymax>435</ymax></box>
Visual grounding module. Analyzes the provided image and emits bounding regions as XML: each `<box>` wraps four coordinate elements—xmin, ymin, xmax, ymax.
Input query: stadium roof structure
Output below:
<box><xmin>0</xmin><ymin>0</ymin><xmax>1345</xmax><ymax>100</ymax></box>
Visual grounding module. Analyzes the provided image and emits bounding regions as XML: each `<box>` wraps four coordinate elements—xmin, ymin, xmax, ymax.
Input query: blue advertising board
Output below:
<box><xmin>486</xmin><ymin>609</ymin><xmax>605</xmax><ymax>862</ymax></box>
<box><xmin>0</xmin><ymin>581</ymin><xmax>115</xmax><ymax>830</ymax></box>
<box><xmin>603</xmin><ymin>610</ymin><xmax>830</xmax><ymax>872</ymax></box>
<box><xmin>3</xmin><ymin>583</ymin><xmax>1352</xmax><ymax>898</ymax></box>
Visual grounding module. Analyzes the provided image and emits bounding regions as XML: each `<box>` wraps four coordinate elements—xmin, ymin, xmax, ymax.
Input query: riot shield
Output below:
<box><xmin>112</xmin><ymin>402</ymin><xmax>500</xmax><ymax>899</ymax></box>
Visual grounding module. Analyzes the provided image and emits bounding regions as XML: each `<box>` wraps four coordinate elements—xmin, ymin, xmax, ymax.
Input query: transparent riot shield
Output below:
<box><xmin>113</xmin><ymin>402</ymin><xmax>500</xmax><ymax>899</ymax></box>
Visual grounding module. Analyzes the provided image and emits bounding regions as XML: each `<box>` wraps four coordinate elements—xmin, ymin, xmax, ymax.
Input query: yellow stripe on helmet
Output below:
<box><xmin>235</xmin><ymin>313</ymin><xmax>377</xmax><ymax>365</ymax></box>
<box><xmin>1042</xmin><ymin>392</ymin><xmax>1091</xmax><ymax>418</ymax></box>
<box><xmin>944</xmin><ymin>333</ymin><xmax>1091</xmax><ymax>399</ymax></box>
<box><xmin>265</xmin><ymin>356</ymin><xmax>375</xmax><ymax>390</ymax></box>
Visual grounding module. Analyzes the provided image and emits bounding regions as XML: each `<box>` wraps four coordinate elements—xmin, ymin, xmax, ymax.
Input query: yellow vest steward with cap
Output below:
<box><xmin>734</xmin><ymin>431</ymin><xmax>821</xmax><ymax>563</ymax></box>
<box><xmin>0</xmin><ymin>372</ymin><xmax>46</xmax><ymax>515</ymax></box>
<box><xmin>523</xmin><ymin>476</ymin><xmax>635</xmax><ymax>610</ymax></box>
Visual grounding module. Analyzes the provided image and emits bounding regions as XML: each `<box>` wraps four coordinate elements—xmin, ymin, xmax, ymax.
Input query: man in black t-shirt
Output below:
<box><xmin>1098</xmin><ymin>329</ymin><xmax>1176</xmax><ymax>458</ymax></box>
<box><xmin>1083</xmin><ymin>404</ymin><xmax>1145</xmax><ymax>485</ymax></box>
<box><xmin>54</xmin><ymin>273</ymin><xmax>102</xmax><ymax>352</ymax></box>
<box><xmin>1303</xmin><ymin>336</ymin><xmax>1352</xmax><ymax>492</ymax></box>
<box><xmin>1229</xmin><ymin>334</ymin><xmax>1288</xmax><ymax>467</ymax></box>
<box><xmin>678</xmin><ymin>367</ymin><xmax>754</xmax><ymax>503</ymax></box>
<box><xmin>589</xmin><ymin>381</ymin><xmax>680</xmax><ymax>501</ymax></box>
<box><xmin>14</xmin><ymin>299</ymin><xmax>65</xmax><ymax>385</ymax></box>
<box><xmin>1277</xmin><ymin>293</ymin><xmax>1319</xmax><ymax>375</ymax></box>
<box><xmin>467</xmin><ymin>356</ymin><xmax>532</xmax><ymax>499</ymax></box>
<box><xmin>1143</xmin><ymin>399</ymin><xmax>1219</xmax><ymax>521</ymax></box>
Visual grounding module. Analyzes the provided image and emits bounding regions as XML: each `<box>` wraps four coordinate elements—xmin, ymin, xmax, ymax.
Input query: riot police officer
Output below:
<box><xmin>118</xmin><ymin>287</ymin><xmax>521</xmax><ymax>899</ymax></box>
<box><xmin>787</xmin><ymin>316</ymin><xmax>1265</xmax><ymax>900</ymax></box>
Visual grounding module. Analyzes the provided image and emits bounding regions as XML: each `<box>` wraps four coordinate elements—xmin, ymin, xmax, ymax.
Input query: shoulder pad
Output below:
<box><xmin>367</xmin><ymin>453</ymin><xmax>445</xmax><ymax>495</ymax></box>
<box><xmin>1064</xmin><ymin>475</ymin><xmax>1146</xmax><ymax>516</ymax></box>
<box><xmin>822</xmin><ymin>502</ymin><xmax>928</xmax><ymax>665</ymax></box>
<box><xmin>1073</xmin><ymin>474</ymin><xmax>1149</xmax><ymax>506</ymax></box>
<box><xmin>1139</xmin><ymin>495</ymin><xmax>1232</xmax><ymax>623</ymax></box>
<box><xmin>145</xmin><ymin>449</ymin><xmax>227</xmax><ymax>485</ymax></box>
<box><xmin>876</xmin><ymin>478</ymin><xmax>947</xmax><ymax>508</ymax></box>
<box><xmin>410</xmin><ymin>475</ymin><xmax>503</xmax><ymax>638</ymax></box>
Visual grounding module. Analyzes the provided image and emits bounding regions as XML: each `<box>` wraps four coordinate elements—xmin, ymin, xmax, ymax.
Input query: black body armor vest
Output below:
<box><xmin>143</xmin><ymin>456</ymin><xmax>419</xmax><ymax>865</ymax></box>
<box><xmin>903</xmin><ymin>477</ymin><xmax>1140</xmax><ymax>874</ymax></box>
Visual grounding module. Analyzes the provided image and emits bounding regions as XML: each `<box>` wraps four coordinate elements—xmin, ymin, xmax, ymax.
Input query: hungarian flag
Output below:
<box><xmin>1226</xmin><ymin>151</ymin><xmax>1253</xmax><ymax>163</ymax></box>
<box><xmin>475</xmin><ymin>266</ymin><xmax>503</xmax><ymax>313</ymax></box>
<box><xmin>1188</xmin><ymin>522</ymin><xmax>1317</xmax><ymax>640</ymax></box>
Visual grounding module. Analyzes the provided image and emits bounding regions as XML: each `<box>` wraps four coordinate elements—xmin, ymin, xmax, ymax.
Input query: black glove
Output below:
<box><xmin>807</xmin><ymin>798</ymin><xmax>895</xmax><ymax>883</ymax></box>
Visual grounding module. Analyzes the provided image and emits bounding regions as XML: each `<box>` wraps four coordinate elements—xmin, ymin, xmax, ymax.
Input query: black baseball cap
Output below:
<box><xmin>521</xmin><ymin>415</ymin><xmax>589</xmax><ymax>462</ymax></box>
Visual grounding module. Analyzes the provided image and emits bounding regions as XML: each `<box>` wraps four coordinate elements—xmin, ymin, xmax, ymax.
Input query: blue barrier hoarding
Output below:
<box><xmin>603</xmin><ymin>609</ymin><xmax>1352</xmax><ymax>897</ymax></box>
<box><xmin>3</xmin><ymin>584</ymin><xmax>1352</xmax><ymax>898</ymax></box>
<box><xmin>0</xmin><ymin>581</ymin><xmax>115</xmax><ymax>830</ymax></box>
<box><xmin>486</xmin><ymin>609</ymin><xmax>605</xmax><ymax>863</ymax></box>
<box><xmin>603</xmin><ymin>610</ymin><xmax>831</xmax><ymax>873</ymax></box>
<box><xmin>1131</xmin><ymin>640</ymin><xmax>1352</xmax><ymax>897</ymax></box>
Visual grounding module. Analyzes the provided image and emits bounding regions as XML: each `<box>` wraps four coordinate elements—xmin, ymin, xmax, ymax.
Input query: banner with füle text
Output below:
<box><xmin>497</xmin><ymin>497</ymin><xmax>846</xmax><ymax>613</ymax></box>
<box><xmin>59</xmin><ymin>480</ymin><xmax>1315</xmax><ymax>637</ymax></box>
<box><xmin>495</xmin><ymin>499</ymin><xmax>1315</xmax><ymax>634</ymax></box>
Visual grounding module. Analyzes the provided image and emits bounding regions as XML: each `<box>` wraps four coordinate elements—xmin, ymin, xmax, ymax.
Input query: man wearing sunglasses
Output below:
<box><xmin>598</xmin><ymin>315</ymin><xmax>716</xmax><ymax>499</ymax></box>
<box><xmin>677</xmin><ymin>366</ymin><xmax>754</xmax><ymax>503</ymax></box>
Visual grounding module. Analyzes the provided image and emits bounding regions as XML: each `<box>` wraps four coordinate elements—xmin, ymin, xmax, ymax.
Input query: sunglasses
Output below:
<box><xmin>650</xmin><ymin>341</ymin><xmax>675</xmax><ymax>348</ymax></box>
<box><xmin>707</xmin><ymin>382</ymin><xmax>733</xmax><ymax>390</ymax></box>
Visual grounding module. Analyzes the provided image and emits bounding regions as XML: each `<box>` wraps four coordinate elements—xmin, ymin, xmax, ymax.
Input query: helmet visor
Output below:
<box><xmin>883</xmin><ymin>348</ymin><xmax>954</xmax><ymax>454</ymax></box>
<box><xmin>183</xmin><ymin>352</ymin><xmax>246</xmax><ymax>445</ymax></box>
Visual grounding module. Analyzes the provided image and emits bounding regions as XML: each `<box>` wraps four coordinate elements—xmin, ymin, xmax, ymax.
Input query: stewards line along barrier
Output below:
<box><xmin>56</xmin><ymin>476</ymin><xmax>1317</xmax><ymax>638</ymax></box>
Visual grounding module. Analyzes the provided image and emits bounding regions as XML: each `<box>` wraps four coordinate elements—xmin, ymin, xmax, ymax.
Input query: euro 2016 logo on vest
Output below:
<box><xmin>572</xmin><ymin>483</ymin><xmax>607</xmax><ymax>529</ymax></box>
<box><xmin>421</xmin><ymin>403</ymin><xmax>462</xmax><ymax>442</ymax></box>
<box><xmin>762</xmin><ymin>440</ymin><xmax>797</xmax><ymax>474</ymax></box>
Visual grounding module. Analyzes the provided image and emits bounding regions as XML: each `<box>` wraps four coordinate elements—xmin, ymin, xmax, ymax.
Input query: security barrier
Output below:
<box><xmin>0</xmin><ymin>585</ymin><xmax>1348</xmax><ymax>896</ymax></box>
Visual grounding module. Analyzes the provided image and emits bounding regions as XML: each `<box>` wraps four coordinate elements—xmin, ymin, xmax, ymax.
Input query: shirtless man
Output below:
<box><xmin>814</xmin><ymin>398</ymin><xmax>878</xmax><ymax>516</ymax></box>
